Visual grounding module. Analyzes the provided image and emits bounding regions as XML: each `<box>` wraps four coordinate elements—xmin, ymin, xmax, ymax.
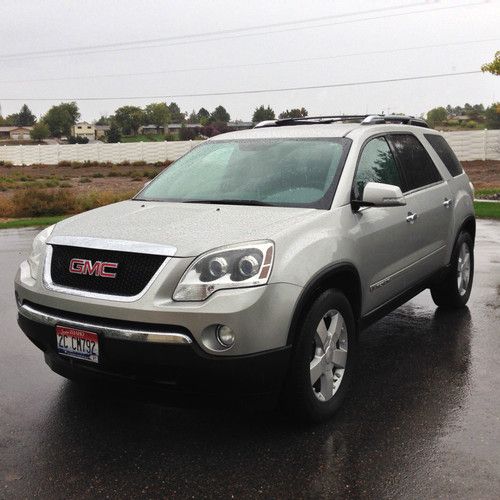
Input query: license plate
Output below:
<box><xmin>56</xmin><ymin>325</ymin><xmax>99</xmax><ymax>363</ymax></box>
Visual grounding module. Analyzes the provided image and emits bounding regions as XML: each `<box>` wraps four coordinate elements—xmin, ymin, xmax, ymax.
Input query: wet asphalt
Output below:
<box><xmin>0</xmin><ymin>221</ymin><xmax>499</xmax><ymax>499</ymax></box>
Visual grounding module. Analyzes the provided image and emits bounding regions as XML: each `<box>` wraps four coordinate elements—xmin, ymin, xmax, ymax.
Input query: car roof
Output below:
<box><xmin>210</xmin><ymin>123</ymin><xmax>358</xmax><ymax>141</ymax></box>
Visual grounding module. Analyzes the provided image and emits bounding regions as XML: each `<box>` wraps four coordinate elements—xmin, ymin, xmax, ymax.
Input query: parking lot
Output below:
<box><xmin>1</xmin><ymin>220</ymin><xmax>499</xmax><ymax>499</ymax></box>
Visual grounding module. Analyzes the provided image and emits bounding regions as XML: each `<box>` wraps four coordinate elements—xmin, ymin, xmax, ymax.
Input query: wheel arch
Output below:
<box><xmin>287</xmin><ymin>262</ymin><xmax>362</xmax><ymax>346</ymax></box>
<box><xmin>458</xmin><ymin>215</ymin><xmax>476</xmax><ymax>244</ymax></box>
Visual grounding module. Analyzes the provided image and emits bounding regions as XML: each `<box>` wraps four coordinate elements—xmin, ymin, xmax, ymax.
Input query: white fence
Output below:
<box><xmin>442</xmin><ymin>130</ymin><xmax>500</xmax><ymax>161</ymax></box>
<box><xmin>0</xmin><ymin>131</ymin><xmax>499</xmax><ymax>165</ymax></box>
<box><xmin>0</xmin><ymin>140</ymin><xmax>203</xmax><ymax>166</ymax></box>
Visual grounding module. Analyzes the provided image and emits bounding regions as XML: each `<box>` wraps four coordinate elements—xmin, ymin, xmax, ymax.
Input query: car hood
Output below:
<box><xmin>51</xmin><ymin>200</ymin><xmax>316</xmax><ymax>257</ymax></box>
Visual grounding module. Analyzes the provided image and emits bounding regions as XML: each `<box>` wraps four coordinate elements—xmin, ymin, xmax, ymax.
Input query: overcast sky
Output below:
<box><xmin>0</xmin><ymin>0</ymin><xmax>498</xmax><ymax>122</ymax></box>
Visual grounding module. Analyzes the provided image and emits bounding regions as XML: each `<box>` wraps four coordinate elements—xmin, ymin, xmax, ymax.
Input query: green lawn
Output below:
<box><xmin>121</xmin><ymin>134</ymin><xmax>167</xmax><ymax>143</ymax></box>
<box><xmin>474</xmin><ymin>201</ymin><xmax>500</xmax><ymax>220</ymax></box>
<box><xmin>0</xmin><ymin>215</ymin><xmax>67</xmax><ymax>230</ymax></box>
<box><xmin>475</xmin><ymin>187</ymin><xmax>500</xmax><ymax>199</ymax></box>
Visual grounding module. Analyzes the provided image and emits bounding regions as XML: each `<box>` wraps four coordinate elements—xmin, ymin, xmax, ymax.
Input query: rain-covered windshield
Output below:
<box><xmin>136</xmin><ymin>138</ymin><xmax>351</xmax><ymax>209</ymax></box>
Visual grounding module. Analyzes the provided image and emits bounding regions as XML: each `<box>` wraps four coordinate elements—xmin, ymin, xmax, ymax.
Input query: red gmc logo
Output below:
<box><xmin>69</xmin><ymin>258</ymin><xmax>118</xmax><ymax>278</ymax></box>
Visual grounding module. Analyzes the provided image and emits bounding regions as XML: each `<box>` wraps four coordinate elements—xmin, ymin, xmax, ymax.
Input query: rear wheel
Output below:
<box><xmin>431</xmin><ymin>231</ymin><xmax>474</xmax><ymax>308</ymax></box>
<box><xmin>283</xmin><ymin>289</ymin><xmax>357</xmax><ymax>423</ymax></box>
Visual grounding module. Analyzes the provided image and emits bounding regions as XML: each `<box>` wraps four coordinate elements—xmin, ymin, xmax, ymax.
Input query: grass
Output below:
<box><xmin>475</xmin><ymin>187</ymin><xmax>499</xmax><ymax>198</ymax></box>
<box><xmin>474</xmin><ymin>201</ymin><xmax>500</xmax><ymax>220</ymax></box>
<box><xmin>0</xmin><ymin>215</ymin><xmax>67</xmax><ymax>229</ymax></box>
<box><xmin>121</xmin><ymin>134</ymin><xmax>166</xmax><ymax>143</ymax></box>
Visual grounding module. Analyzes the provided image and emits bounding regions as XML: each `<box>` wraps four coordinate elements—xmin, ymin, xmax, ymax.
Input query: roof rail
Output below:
<box><xmin>254</xmin><ymin>115</ymin><xmax>369</xmax><ymax>128</ymax></box>
<box><xmin>254</xmin><ymin>114</ymin><xmax>429</xmax><ymax>129</ymax></box>
<box><xmin>361</xmin><ymin>115</ymin><xmax>429</xmax><ymax>128</ymax></box>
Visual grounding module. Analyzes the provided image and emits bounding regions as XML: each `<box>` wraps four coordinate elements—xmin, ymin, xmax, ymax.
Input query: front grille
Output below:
<box><xmin>49</xmin><ymin>245</ymin><xmax>166</xmax><ymax>296</ymax></box>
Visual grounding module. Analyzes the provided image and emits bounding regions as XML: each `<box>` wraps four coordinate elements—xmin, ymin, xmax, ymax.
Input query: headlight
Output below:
<box><xmin>27</xmin><ymin>225</ymin><xmax>55</xmax><ymax>279</ymax></box>
<box><xmin>173</xmin><ymin>241</ymin><xmax>274</xmax><ymax>301</ymax></box>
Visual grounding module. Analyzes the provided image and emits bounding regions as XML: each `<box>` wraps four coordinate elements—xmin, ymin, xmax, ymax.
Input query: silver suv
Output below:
<box><xmin>15</xmin><ymin>115</ymin><xmax>475</xmax><ymax>422</ymax></box>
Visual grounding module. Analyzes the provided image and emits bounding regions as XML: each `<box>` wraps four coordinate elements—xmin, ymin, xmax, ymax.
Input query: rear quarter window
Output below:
<box><xmin>424</xmin><ymin>134</ymin><xmax>463</xmax><ymax>177</ymax></box>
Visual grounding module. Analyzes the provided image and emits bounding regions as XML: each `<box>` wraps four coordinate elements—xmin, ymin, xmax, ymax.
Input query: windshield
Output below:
<box><xmin>136</xmin><ymin>138</ymin><xmax>351</xmax><ymax>209</ymax></box>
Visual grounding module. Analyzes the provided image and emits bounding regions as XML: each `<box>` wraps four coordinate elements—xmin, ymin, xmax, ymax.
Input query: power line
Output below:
<box><xmin>0</xmin><ymin>70</ymin><xmax>483</xmax><ymax>101</ymax></box>
<box><xmin>1</xmin><ymin>37</ymin><xmax>497</xmax><ymax>85</ymax></box>
<box><xmin>0</xmin><ymin>1</ymin><xmax>490</xmax><ymax>61</ymax></box>
<box><xmin>0</xmin><ymin>1</ymin><xmax>431</xmax><ymax>59</ymax></box>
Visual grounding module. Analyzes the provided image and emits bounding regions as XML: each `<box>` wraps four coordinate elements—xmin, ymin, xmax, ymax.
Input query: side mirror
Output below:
<box><xmin>353</xmin><ymin>182</ymin><xmax>406</xmax><ymax>209</ymax></box>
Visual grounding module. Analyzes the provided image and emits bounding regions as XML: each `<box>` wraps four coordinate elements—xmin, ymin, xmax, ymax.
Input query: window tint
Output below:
<box><xmin>388</xmin><ymin>134</ymin><xmax>442</xmax><ymax>191</ymax></box>
<box><xmin>353</xmin><ymin>136</ymin><xmax>402</xmax><ymax>199</ymax></box>
<box><xmin>424</xmin><ymin>134</ymin><xmax>463</xmax><ymax>177</ymax></box>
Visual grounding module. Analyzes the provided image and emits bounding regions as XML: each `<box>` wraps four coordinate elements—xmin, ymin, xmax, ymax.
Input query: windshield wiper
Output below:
<box><xmin>182</xmin><ymin>199</ymin><xmax>274</xmax><ymax>207</ymax></box>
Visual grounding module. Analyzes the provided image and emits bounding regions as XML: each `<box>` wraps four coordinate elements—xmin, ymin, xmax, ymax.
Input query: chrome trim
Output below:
<box><xmin>18</xmin><ymin>302</ymin><xmax>192</xmax><ymax>345</ymax></box>
<box><xmin>47</xmin><ymin>236</ymin><xmax>177</xmax><ymax>256</ymax></box>
<box><xmin>42</xmin><ymin>239</ymin><xmax>176</xmax><ymax>302</ymax></box>
<box><xmin>368</xmin><ymin>245</ymin><xmax>446</xmax><ymax>293</ymax></box>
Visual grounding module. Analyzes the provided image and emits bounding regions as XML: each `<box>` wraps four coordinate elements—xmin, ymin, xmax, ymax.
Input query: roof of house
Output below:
<box><xmin>94</xmin><ymin>125</ymin><xmax>110</xmax><ymax>130</ymax></box>
<box><xmin>74</xmin><ymin>121</ymin><xmax>94</xmax><ymax>127</ymax></box>
<box><xmin>0</xmin><ymin>126</ymin><xmax>33</xmax><ymax>132</ymax></box>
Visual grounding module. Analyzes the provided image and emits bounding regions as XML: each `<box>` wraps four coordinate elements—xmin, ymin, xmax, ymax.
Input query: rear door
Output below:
<box><xmin>387</xmin><ymin>133</ymin><xmax>453</xmax><ymax>277</ymax></box>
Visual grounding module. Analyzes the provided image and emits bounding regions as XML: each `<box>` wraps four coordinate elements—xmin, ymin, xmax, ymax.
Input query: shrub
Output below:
<box><xmin>11</xmin><ymin>188</ymin><xmax>76</xmax><ymax>217</ymax></box>
<box><xmin>71</xmin><ymin>161</ymin><xmax>83</xmax><ymax>169</ymax></box>
<box><xmin>60</xmin><ymin>181</ymin><xmax>72</xmax><ymax>188</ymax></box>
<box><xmin>58</xmin><ymin>160</ymin><xmax>72</xmax><ymax>167</ymax></box>
<box><xmin>0</xmin><ymin>161</ymin><xmax>14</xmax><ymax>168</ymax></box>
<box><xmin>92</xmin><ymin>172</ymin><xmax>105</xmax><ymax>178</ymax></box>
<box><xmin>0</xmin><ymin>196</ymin><xmax>16</xmax><ymax>217</ymax></box>
<box><xmin>132</xmin><ymin>161</ymin><xmax>146</xmax><ymax>167</ymax></box>
<box><xmin>75</xmin><ymin>190</ymin><xmax>135</xmax><ymax>212</ymax></box>
<box><xmin>79</xmin><ymin>177</ymin><xmax>92</xmax><ymax>183</ymax></box>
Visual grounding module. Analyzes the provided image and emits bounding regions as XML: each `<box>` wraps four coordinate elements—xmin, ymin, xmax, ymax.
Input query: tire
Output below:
<box><xmin>282</xmin><ymin>289</ymin><xmax>357</xmax><ymax>423</ymax></box>
<box><xmin>430</xmin><ymin>231</ymin><xmax>474</xmax><ymax>308</ymax></box>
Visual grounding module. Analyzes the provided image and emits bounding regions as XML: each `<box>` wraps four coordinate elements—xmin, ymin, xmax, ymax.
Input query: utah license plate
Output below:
<box><xmin>56</xmin><ymin>325</ymin><xmax>99</xmax><ymax>363</ymax></box>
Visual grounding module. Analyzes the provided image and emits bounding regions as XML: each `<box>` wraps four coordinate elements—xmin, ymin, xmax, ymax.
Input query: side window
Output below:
<box><xmin>353</xmin><ymin>136</ymin><xmax>402</xmax><ymax>200</ymax></box>
<box><xmin>388</xmin><ymin>134</ymin><xmax>442</xmax><ymax>191</ymax></box>
<box><xmin>424</xmin><ymin>134</ymin><xmax>463</xmax><ymax>177</ymax></box>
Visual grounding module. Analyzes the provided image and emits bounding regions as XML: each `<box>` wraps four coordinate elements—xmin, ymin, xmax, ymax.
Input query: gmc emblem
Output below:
<box><xmin>69</xmin><ymin>258</ymin><xmax>118</xmax><ymax>278</ymax></box>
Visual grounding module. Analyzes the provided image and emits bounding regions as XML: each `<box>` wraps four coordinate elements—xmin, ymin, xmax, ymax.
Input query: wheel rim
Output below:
<box><xmin>310</xmin><ymin>309</ymin><xmax>348</xmax><ymax>402</ymax></box>
<box><xmin>457</xmin><ymin>242</ymin><xmax>471</xmax><ymax>296</ymax></box>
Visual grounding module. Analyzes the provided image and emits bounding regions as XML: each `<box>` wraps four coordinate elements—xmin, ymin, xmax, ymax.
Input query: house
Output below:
<box><xmin>165</xmin><ymin>123</ymin><xmax>201</xmax><ymax>133</ymax></box>
<box><xmin>72</xmin><ymin>122</ymin><xmax>95</xmax><ymax>140</ymax></box>
<box><xmin>228</xmin><ymin>121</ymin><xmax>253</xmax><ymax>130</ymax></box>
<box><xmin>0</xmin><ymin>126</ymin><xmax>33</xmax><ymax>140</ymax></box>
<box><xmin>94</xmin><ymin>125</ymin><xmax>110</xmax><ymax>139</ymax></box>
<box><xmin>139</xmin><ymin>124</ymin><xmax>165</xmax><ymax>135</ymax></box>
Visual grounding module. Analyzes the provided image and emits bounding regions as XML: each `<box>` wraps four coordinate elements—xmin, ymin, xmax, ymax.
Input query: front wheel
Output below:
<box><xmin>282</xmin><ymin>289</ymin><xmax>357</xmax><ymax>423</ymax></box>
<box><xmin>431</xmin><ymin>231</ymin><xmax>474</xmax><ymax>308</ymax></box>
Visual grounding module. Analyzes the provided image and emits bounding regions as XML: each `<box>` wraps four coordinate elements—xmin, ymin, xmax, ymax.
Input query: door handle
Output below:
<box><xmin>443</xmin><ymin>198</ymin><xmax>452</xmax><ymax>208</ymax></box>
<box><xmin>406</xmin><ymin>212</ymin><xmax>418</xmax><ymax>223</ymax></box>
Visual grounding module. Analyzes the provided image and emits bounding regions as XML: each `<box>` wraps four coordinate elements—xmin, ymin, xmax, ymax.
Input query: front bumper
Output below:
<box><xmin>18</xmin><ymin>305</ymin><xmax>291</xmax><ymax>395</ymax></box>
<box><xmin>15</xmin><ymin>258</ymin><xmax>302</xmax><ymax>356</ymax></box>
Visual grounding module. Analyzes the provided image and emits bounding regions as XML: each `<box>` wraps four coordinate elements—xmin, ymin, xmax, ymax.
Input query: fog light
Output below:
<box><xmin>216</xmin><ymin>325</ymin><xmax>235</xmax><ymax>348</ymax></box>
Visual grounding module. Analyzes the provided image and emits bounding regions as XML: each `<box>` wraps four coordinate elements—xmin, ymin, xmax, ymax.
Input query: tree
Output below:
<box><xmin>426</xmin><ymin>107</ymin><xmax>447</xmax><ymax>128</ymax></box>
<box><xmin>105</xmin><ymin>121</ymin><xmax>122</xmax><ymax>142</ymax></box>
<box><xmin>30</xmin><ymin>121</ymin><xmax>50</xmax><ymax>141</ymax></box>
<box><xmin>210</xmin><ymin>105</ymin><xmax>230</xmax><ymax>123</ymax></box>
<box><xmin>278</xmin><ymin>107</ymin><xmax>308</xmax><ymax>119</ymax></box>
<box><xmin>187</xmin><ymin>110</ymin><xmax>199</xmax><ymax>124</ymax></box>
<box><xmin>3</xmin><ymin>114</ymin><xmax>18</xmax><ymax>126</ymax></box>
<box><xmin>167</xmin><ymin>102</ymin><xmax>185</xmax><ymax>123</ymax></box>
<box><xmin>481</xmin><ymin>51</ymin><xmax>500</xmax><ymax>76</ymax></box>
<box><xmin>252</xmin><ymin>105</ymin><xmax>275</xmax><ymax>123</ymax></box>
<box><xmin>144</xmin><ymin>102</ymin><xmax>170</xmax><ymax>129</ymax></box>
<box><xmin>114</xmin><ymin>105</ymin><xmax>144</xmax><ymax>135</ymax></box>
<box><xmin>43</xmin><ymin>102</ymin><xmax>80</xmax><ymax>137</ymax></box>
<box><xmin>95</xmin><ymin>115</ymin><xmax>111</xmax><ymax>126</ymax></box>
<box><xmin>17</xmin><ymin>104</ymin><xmax>36</xmax><ymax>126</ymax></box>
<box><xmin>197</xmin><ymin>107</ymin><xmax>210</xmax><ymax>125</ymax></box>
<box><xmin>485</xmin><ymin>102</ymin><xmax>500</xmax><ymax>129</ymax></box>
